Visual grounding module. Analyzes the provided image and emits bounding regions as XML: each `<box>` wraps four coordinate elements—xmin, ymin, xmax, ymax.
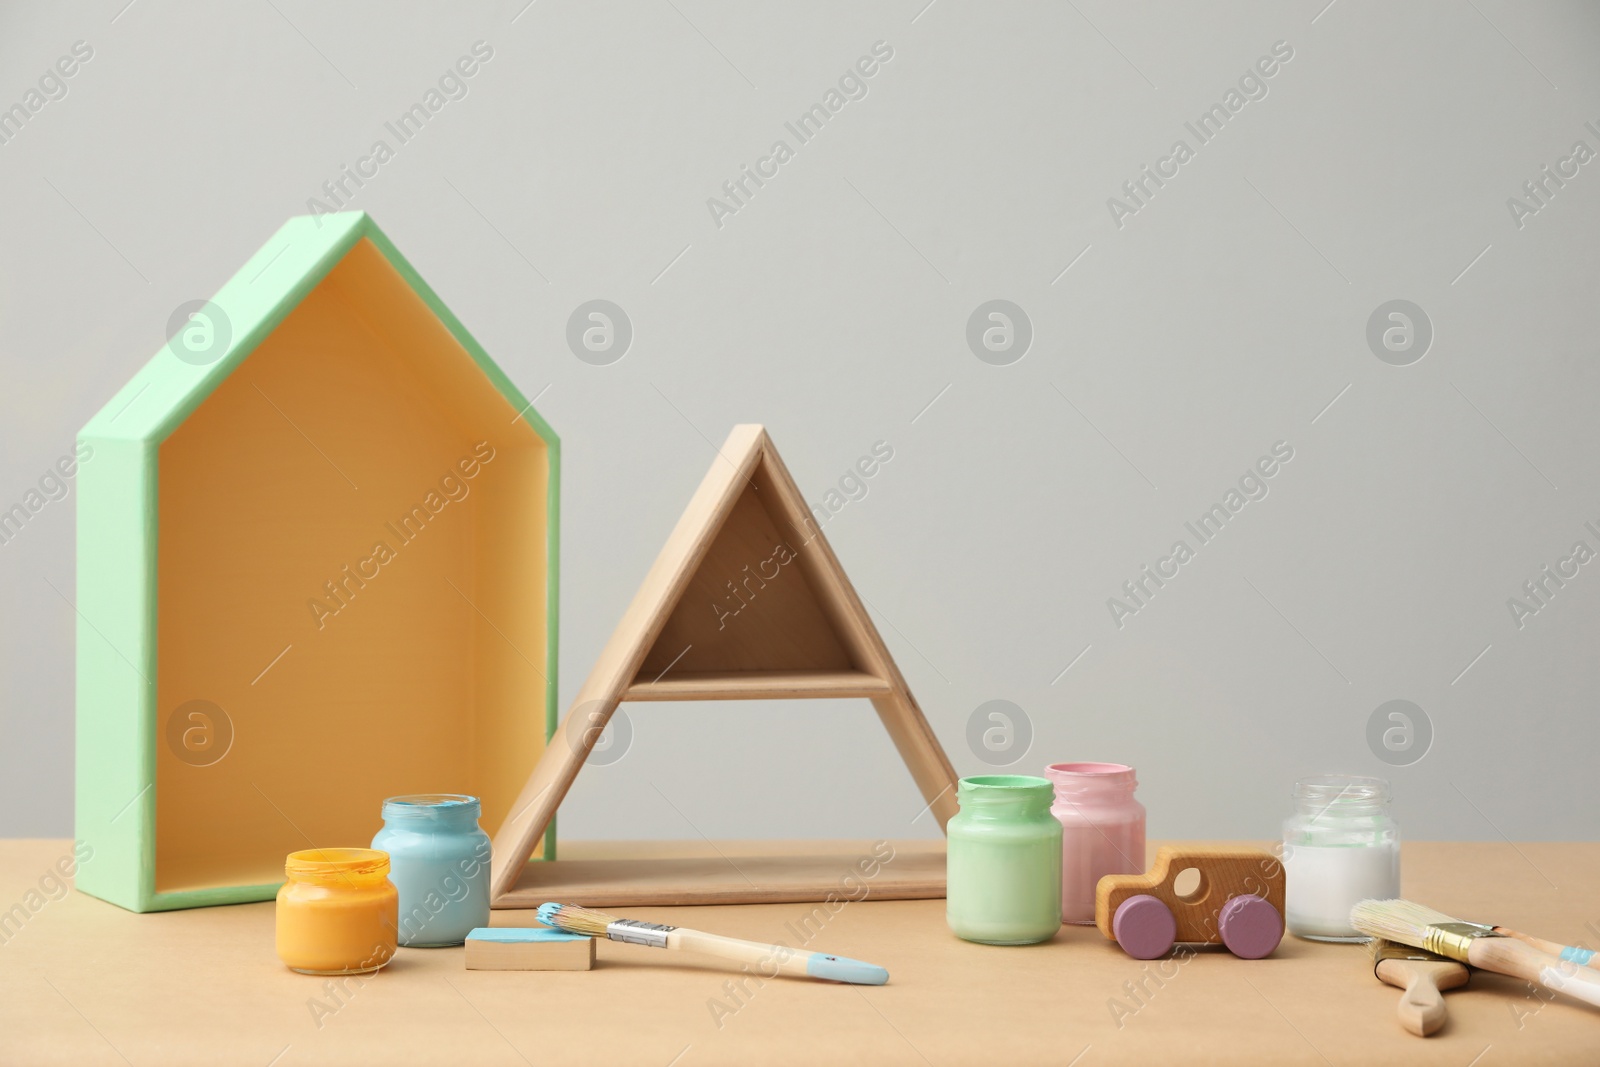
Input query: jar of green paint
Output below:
<box><xmin>946</xmin><ymin>775</ymin><xmax>1062</xmax><ymax>945</ymax></box>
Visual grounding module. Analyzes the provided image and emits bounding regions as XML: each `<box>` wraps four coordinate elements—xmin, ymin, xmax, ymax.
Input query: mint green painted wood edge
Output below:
<box><xmin>74</xmin><ymin>212</ymin><xmax>560</xmax><ymax>912</ymax></box>
<box><xmin>77</xmin><ymin>215</ymin><xmax>369</xmax><ymax>911</ymax></box>
<box><xmin>81</xmin><ymin>213</ymin><xmax>369</xmax><ymax>445</ymax></box>
<box><xmin>73</xmin><ymin>439</ymin><xmax>155</xmax><ymax>911</ymax></box>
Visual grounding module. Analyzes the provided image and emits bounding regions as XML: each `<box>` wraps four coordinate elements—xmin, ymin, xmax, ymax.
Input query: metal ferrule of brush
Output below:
<box><xmin>1423</xmin><ymin>921</ymin><xmax>1503</xmax><ymax>960</ymax></box>
<box><xmin>1372</xmin><ymin>941</ymin><xmax>1434</xmax><ymax>969</ymax></box>
<box><xmin>606</xmin><ymin>919</ymin><xmax>676</xmax><ymax>948</ymax></box>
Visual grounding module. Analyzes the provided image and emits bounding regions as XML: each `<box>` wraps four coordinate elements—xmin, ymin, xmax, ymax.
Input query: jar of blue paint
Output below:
<box><xmin>371</xmin><ymin>794</ymin><xmax>492</xmax><ymax>947</ymax></box>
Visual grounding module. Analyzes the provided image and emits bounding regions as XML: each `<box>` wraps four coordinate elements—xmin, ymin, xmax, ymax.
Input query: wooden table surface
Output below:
<box><xmin>1</xmin><ymin>839</ymin><xmax>1595</xmax><ymax>1065</ymax></box>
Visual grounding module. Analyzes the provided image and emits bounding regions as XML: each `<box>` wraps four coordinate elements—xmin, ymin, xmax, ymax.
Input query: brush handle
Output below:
<box><xmin>1375</xmin><ymin>958</ymin><xmax>1468</xmax><ymax>1036</ymax></box>
<box><xmin>667</xmin><ymin>928</ymin><xmax>889</xmax><ymax>985</ymax></box>
<box><xmin>1496</xmin><ymin>927</ymin><xmax>1600</xmax><ymax>970</ymax></box>
<box><xmin>1469</xmin><ymin>938</ymin><xmax>1600</xmax><ymax>1009</ymax></box>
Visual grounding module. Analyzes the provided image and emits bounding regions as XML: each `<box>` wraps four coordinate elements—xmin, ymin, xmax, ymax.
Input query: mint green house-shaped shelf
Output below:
<box><xmin>76</xmin><ymin>212</ymin><xmax>559</xmax><ymax>912</ymax></box>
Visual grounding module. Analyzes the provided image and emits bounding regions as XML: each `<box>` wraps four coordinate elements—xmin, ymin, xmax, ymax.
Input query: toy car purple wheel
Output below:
<box><xmin>1217</xmin><ymin>894</ymin><xmax>1282</xmax><ymax>959</ymax></box>
<box><xmin>1113</xmin><ymin>894</ymin><xmax>1177</xmax><ymax>959</ymax></box>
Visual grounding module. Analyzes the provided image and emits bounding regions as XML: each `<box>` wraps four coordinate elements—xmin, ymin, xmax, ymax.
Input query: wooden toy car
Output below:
<box><xmin>1095</xmin><ymin>846</ymin><xmax>1285</xmax><ymax>959</ymax></box>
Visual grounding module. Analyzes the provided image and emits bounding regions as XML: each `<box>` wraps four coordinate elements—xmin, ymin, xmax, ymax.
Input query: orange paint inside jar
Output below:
<box><xmin>276</xmin><ymin>848</ymin><xmax>399</xmax><ymax>975</ymax></box>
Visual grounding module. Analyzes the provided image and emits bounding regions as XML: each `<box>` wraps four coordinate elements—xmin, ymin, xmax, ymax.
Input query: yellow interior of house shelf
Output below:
<box><xmin>154</xmin><ymin>238</ymin><xmax>548</xmax><ymax>894</ymax></box>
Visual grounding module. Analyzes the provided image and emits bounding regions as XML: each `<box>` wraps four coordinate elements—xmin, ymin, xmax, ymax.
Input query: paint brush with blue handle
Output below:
<box><xmin>537</xmin><ymin>902</ymin><xmax>889</xmax><ymax>985</ymax></box>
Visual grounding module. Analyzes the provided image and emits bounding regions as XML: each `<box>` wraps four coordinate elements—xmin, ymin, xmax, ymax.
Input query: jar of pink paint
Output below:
<box><xmin>1046</xmin><ymin>762</ymin><xmax>1146</xmax><ymax>925</ymax></box>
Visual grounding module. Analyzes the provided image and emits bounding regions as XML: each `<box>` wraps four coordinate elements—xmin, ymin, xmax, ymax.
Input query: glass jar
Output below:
<box><xmin>1046</xmin><ymin>762</ymin><xmax>1146</xmax><ymax>925</ymax></box>
<box><xmin>276</xmin><ymin>848</ymin><xmax>398</xmax><ymax>975</ymax></box>
<box><xmin>371</xmin><ymin>794</ymin><xmax>492</xmax><ymax>947</ymax></box>
<box><xmin>1282</xmin><ymin>774</ymin><xmax>1400</xmax><ymax>942</ymax></box>
<box><xmin>947</xmin><ymin>775</ymin><xmax>1062</xmax><ymax>945</ymax></box>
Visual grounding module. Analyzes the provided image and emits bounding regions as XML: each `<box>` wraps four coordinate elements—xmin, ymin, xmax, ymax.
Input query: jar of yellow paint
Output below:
<box><xmin>275</xmin><ymin>848</ymin><xmax>399</xmax><ymax>975</ymax></box>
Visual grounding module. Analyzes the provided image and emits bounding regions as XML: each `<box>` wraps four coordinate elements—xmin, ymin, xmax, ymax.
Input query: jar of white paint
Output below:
<box><xmin>1282</xmin><ymin>775</ymin><xmax>1400</xmax><ymax>942</ymax></box>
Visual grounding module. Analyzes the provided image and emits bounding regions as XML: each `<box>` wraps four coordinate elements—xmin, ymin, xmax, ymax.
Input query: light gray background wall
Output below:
<box><xmin>4</xmin><ymin>1</ymin><xmax>1598</xmax><ymax>845</ymax></box>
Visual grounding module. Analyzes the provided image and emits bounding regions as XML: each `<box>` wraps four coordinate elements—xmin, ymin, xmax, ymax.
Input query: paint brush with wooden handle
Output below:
<box><xmin>537</xmin><ymin>902</ymin><xmax>889</xmax><ymax>985</ymax></box>
<box><xmin>1492</xmin><ymin>927</ymin><xmax>1600</xmax><ymax>970</ymax></box>
<box><xmin>1370</xmin><ymin>938</ymin><xmax>1469</xmax><ymax>1036</ymax></box>
<box><xmin>1352</xmin><ymin>899</ymin><xmax>1600</xmax><ymax>1010</ymax></box>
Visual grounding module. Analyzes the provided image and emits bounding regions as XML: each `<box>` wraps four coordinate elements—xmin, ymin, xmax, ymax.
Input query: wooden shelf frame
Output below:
<box><xmin>493</xmin><ymin>839</ymin><xmax>946</xmax><ymax>910</ymax></box>
<box><xmin>489</xmin><ymin>425</ymin><xmax>959</xmax><ymax>907</ymax></box>
<box><xmin>623</xmin><ymin>669</ymin><xmax>892</xmax><ymax>702</ymax></box>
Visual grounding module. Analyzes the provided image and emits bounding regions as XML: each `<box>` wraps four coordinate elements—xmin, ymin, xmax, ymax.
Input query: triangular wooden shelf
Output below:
<box><xmin>489</xmin><ymin>424</ymin><xmax>959</xmax><ymax>907</ymax></box>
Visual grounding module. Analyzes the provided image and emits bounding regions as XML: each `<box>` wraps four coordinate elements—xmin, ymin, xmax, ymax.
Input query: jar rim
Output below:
<box><xmin>1046</xmin><ymin>761</ymin><xmax>1134</xmax><ymax>777</ymax></box>
<box><xmin>382</xmin><ymin>793</ymin><xmax>481</xmax><ymax>820</ymax></box>
<box><xmin>1045</xmin><ymin>761</ymin><xmax>1137</xmax><ymax>798</ymax></box>
<box><xmin>1292</xmin><ymin>774</ymin><xmax>1390</xmax><ymax>803</ymax></box>
<box><xmin>959</xmin><ymin>774</ymin><xmax>1053</xmax><ymax>798</ymax></box>
<box><xmin>383</xmin><ymin>793</ymin><xmax>479</xmax><ymax>810</ymax></box>
<box><xmin>285</xmin><ymin>847</ymin><xmax>390</xmax><ymax>880</ymax></box>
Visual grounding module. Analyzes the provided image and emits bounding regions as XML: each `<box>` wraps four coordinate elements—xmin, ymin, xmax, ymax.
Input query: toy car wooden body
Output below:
<box><xmin>1095</xmin><ymin>846</ymin><xmax>1285</xmax><ymax>959</ymax></box>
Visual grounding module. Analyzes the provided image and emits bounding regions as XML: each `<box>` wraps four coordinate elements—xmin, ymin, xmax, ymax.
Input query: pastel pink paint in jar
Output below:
<box><xmin>1046</xmin><ymin>762</ymin><xmax>1146</xmax><ymax>925</ymax></box>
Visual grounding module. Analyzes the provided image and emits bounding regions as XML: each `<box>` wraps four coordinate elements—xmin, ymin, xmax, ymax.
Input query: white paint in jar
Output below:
<box><xmin>1283</xmin><ymin>841</ymin><xmax>1400</xmax><ymax>940</ymax></box>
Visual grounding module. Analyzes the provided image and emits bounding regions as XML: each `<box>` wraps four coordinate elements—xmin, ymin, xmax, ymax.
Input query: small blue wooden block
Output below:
<box><xmin>464</xmin><ymin>926</ymin><xmax>595</xmax><ymax>970</ymax></box>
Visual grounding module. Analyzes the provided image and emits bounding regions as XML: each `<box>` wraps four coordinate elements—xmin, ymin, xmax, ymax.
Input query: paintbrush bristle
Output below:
<box><xmin>1350</xmin><ymin>899</ymin><xmax>1467</xmax><ymax>948</ymax></box>
<box><xmin>537</xmin><ymin>901</ymin><xmax>617</xmax><ymax>937</ymax></box>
